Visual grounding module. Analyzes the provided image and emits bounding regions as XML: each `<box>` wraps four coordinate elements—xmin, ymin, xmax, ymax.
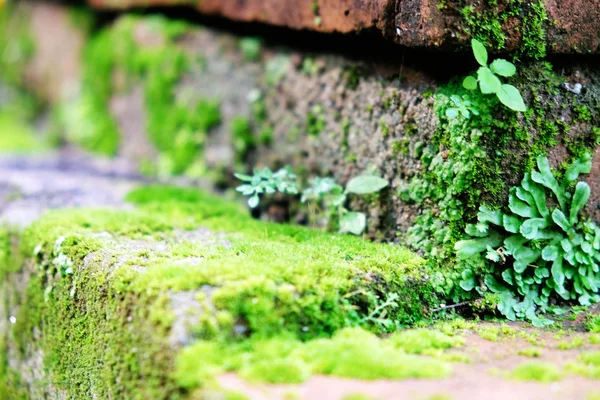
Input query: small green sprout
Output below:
<box><xmin>235</xmin><ymin>167</ymin><xmax>298</xmax><ymax>208</ymax></box>
<box><xmin>235</xmin><ymin>169</ymin><xmax>388</xmax><ymax>235</ymax></box>
<box><xmin>463</xmin><ymin>39</ymin><xmax>526</xmax><ymax>112</ymax></box>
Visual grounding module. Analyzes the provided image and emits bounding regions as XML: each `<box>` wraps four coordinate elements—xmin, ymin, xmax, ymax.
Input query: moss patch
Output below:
<box><xmin>175</xmin><ymin>327</ymin><xmax>453</xmax><ymax>389</ymax></box>
<box><xmin>507</xmin><ymin>361</ymin><xmax>562</xmax><ymax>382</ymax></box>
<box><xmin>2</xmin><ymin>185</ymin><xmax>438</xmax><ymax>398</ymax></box>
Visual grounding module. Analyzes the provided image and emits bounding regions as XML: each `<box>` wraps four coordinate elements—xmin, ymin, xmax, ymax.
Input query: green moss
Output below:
<box><xmin>389</xmin><ymin>328</ymin><xmax>464</xmax><ymax>354</ymax></box>
<box><xmin>459</xmin><ymin>0</ymin><xmax>548</xmax><ymax>59</ymax></box>
<box><xmin>175</xmin><ymin>327</ymin><xmax>452</xmax><ymax>390</ymax></box>
<box><xmin>239</xmin><ymin>37</ymin><xmax>262</xmax><ymax>61</ymax></box>
<box><xmin>508</xmin><ymin>361</ymin><xmax>561</xmax><ymax>382</ymax></box>
<box><xmin>3</xmin><ymin>185</ymin><xmax>439</xmax><ymax>397</ymax></box>
<box><xmin>566</xmin><ymin>351</ymin><xmax>600</xmax><ymax>379</ymax></box>
<box><xmin>586</xmin><ymin>314</ymin><xmax>600</xmax><ymax>333</ymax></box>
<box><xmin>231</xmin><ymin>116</ymin><xmax>255</xmax><ymax>162</ymax></box>
<box><xmin>59</xmin><ymin>15</ymin><xmax>220</xmax><ymax>172</ymax></box>
<box><xmin>306</xmin><ymin>105</ymin><xmax>326</xmax><ymax>137</ymax></box>
<box><xmin>557</xmin><ymin>337</ymin><xmax>584</xmax><ymax>350</ymax></box>
<box><xmin>0</xmin><ymin>4</ymin><xmax>35</xmax><ymax>88</ymax></box>
<box><xmin>405</xmin><ymin>62</ymin><xmax>598</xmax><ymax>306</ymax></box>
<box><xmin>0</xmin><ymin>113</ymin><xmax>46</xmax><ymax>151</ymax></box>
<box><xmin>343</xmin><ymin>395</ymin><xmax>377</xmax><ymax>400</ymax></box>
<box><xmin>518</xmin><ymin>347</ymin><xmax>543</xmax><ymax>358</ymax></box>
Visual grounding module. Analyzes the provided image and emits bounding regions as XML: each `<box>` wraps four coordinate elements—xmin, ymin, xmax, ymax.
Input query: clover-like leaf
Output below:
<box><xmin>471</xmin><ymin>38</ymin><xmax>488</xmax><ymax>66</ymax></box>
<box><xmin>446</xmin><ymin>108</ymin><xmax>459</xmax><ymax>118</ymax></box>
<box><xmin>490</xmin><ymin>59</ymin><xmax>517</xmax><ymax>77</ymax></box>
<box><xmin>477</xmin><ymin>67</ymin><xmax>502</xmax><ymax>94</ymax></box>
<box><xmin>496</xmin><ymin>84</ymin><xmax>526</xmax><ymax>112</ymax></box>
<box><xmin>463</xmin><ymin>76</ymin><xmax>478</xmax><ymax>90</ymax></box>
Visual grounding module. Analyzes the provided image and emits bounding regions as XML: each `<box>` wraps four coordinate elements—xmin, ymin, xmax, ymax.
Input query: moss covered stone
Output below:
<box><xmin>1</xmin><ymin>185</ymin><xmax>439</xmax><ymax>398</ymax></box>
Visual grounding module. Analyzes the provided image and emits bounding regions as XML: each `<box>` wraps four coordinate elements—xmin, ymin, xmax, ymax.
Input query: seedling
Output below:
<box><xmin>463</xmin><ymin>39</ymin><xmax>526</xmax><ymax>112</ymax></box>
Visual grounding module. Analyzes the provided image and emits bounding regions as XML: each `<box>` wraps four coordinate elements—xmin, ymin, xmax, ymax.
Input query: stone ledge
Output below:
<box><xmin>85</xmin><ymin>0</ymin><xmax>600</xmax><ymax>54</ymax></box>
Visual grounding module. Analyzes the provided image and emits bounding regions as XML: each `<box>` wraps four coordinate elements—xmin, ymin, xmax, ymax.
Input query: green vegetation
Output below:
<box><xmin>460</xmin><ymin>0</ymin><xmax>548</xmax><ymax>59</ymax></box>
<box><xmin>518</xmin><ymin>347</ymin><xmax>542</xmax><ymax>358</ymax></box>
<box><xmin>585</xmin><ymin>312</ymin><xmax>600</xmax><ymax>332</ymax></box>
<box><xmin>566</xmin><ymin>351</ymin><xmax>600</xmax><ymax>379</ymax></box>
<box><xmin>456</xmin><ymin>154</ymin><xmax>599</xmax><ymax>326</ymax></box>
<box><xmin>236</xmin><ymin>169</ymin><xmax>389</xmax><ymax>235</ymax></box>
<box><xmin>58</xmin><ymin>15</ymin><xmax>221</xmax><ymax>173</ymax></box>
<box><xmin>176</xmin><ymin>327</ymin><xmax>455</xmax><ymax>389</ymax></box>
<box><xmin>1</xmin><ymin>185</ymin><xmax>441</xmax><ymax>397</ymax></box>
<box><xmin>462</xmin><ymin>39</ymin><xmax>526</xmax><ymax>112</ymax></box>
<box><xmin>0</xmin><ymin>113</ymin><xmax>45</xmax><ymax>151</ymax></box>
<box><xmin>239</xmin><ymin>37</ymin><xmax>262</xmax><ymax>61</ymax></box>
<box><xmin>508</xmin><ymin>361</ymin><xmax>562</xmax><ymax>382</ymax></box>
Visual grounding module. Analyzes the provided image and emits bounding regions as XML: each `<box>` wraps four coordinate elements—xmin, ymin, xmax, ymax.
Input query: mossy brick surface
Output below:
<box><xmin>84</xmin><ymin>0</ymin><xmax>600</xmax><ymax>54</ymax></box>
<box><xmin>0</xmin><ymin>159</ymin><xmax>438</xmax><ymax>398</ymax></box>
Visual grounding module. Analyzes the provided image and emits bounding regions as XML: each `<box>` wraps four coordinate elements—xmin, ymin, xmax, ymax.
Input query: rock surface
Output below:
<box><xmin>85</xmin><ymin>0</ymin><xmax>600</xmax><ymax>54</ymax></box>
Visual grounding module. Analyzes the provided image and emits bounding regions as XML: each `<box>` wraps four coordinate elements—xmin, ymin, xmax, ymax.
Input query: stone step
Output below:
<box><xmin>84</xmin><ymin>0</ymin><xmax>600</xmax><ymax>54</ymax></box>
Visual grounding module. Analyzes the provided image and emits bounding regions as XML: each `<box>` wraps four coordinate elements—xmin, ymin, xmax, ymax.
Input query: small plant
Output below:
<box><xmin>445</xmin><ymin>94</ymin><xmax>480</xmax><ymax>119</ymax></box>
<box><xmin>235</xmin><ymin>167</ymin><xmax>299</xmax><ymax>208</ymax></box>
<box><xmin>463</xmin><ymin>39</ymin><xmax>526</xmax><ymax>112</ymax></box>
<box><xmin>239</xmin><ymin>37</ymin><xmax>262</xmax><ymax>61</ymax></box>
<box><xmin>302</xmin><ymin>174</ymin><xmax>389</xmax><ymax>235</ymax></box>
<box><xmin>235</xmin><ymin>169</ymin><xmax>388</xmax><ymax>235</ymax></box>
<box><xmin>456</xmin><ymin>153</ymin><xmax>599</xmax><ymax>326</ymax></box>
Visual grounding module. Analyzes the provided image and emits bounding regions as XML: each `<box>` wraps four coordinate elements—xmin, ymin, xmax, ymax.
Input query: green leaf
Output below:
<box><xmin>234</xmin><ymin>173</ymin><xmax>254</xmax><ymax>182</ymax></box>
<box><xmin>345</xmin><ymin>175</ymin><xmax>389</xmax><ymax>195</ymax></box>
<box><xmin>485</xmin><ymin>274</ymin><xmax>508</xmax><ymax>293</ymax></box>
<box><xmin>551</xmin><ymin>255</ymin><xmax>565</xmax><ymax>289</ymax></box>
<box><xmin>503</xmin><ymin>214</ymin><xmax>522</xmax><ymax>233</ymax></box>
<box><xmin>465</xmin><ymin>223</ymin><xmax>489</xmax><ymax>237</ymax></box>
<box><xmin>570</xmin><ymin>181</ymin><xmax>590</xmax><ymax>225</ymax></box>
<box><xmin>477</xmin><ymin>67</ymin><xmax>502</xmax><ymax>94</ymax></box>
<box><xmin>542</xmin><ymin>245</ymin><xmax>559</xmax><ymax>261</ymax></box>
<box><xmin>339</xmin><ymin>212</ymin><xmax>367</xmax><ymax>235</ymax></box>
<box><xmin>478</xmin><ymin>205</ymin><xmax>503</xmax><ymax>226</ymax></box>
<box><xmin>502</xmin><ymin>270</ymin><xmax>514</xmax><ymax>285</ymax></box>
<box><xmin>490</xmin><ymin>59</ymin><xmax>516</xmax><ymax>77</ymax></box>
<box><xmin>446</xmin><ymin>108</ymin><xmax>459</xmax><ymax>118</ymax></box>
<box><xmin>513</xmin><ymin>246</ymin><xmax>541</xmax><ymax>273</ymax></box>
<box><xmin>552</xmin><ymin>209</ymin><xmax>572</xmax><ymax>233</ymax></box>
<box><xmin>248</xmin><ymin>194</ymin><xmax>260</xmax><ymax>208</ymax></box>
<box><xmin>532</xmin><ymin>156</ymin><xmax>564</xmax><ymax>208</ymax></box>
<box><xmin>504</xmin><ymin>235</ymin><xmax>527</xmax><ymax>255</ymax></box>
<box><xmin>521</xmin><ymin>174</ymin><xmax>549</xmax><ymax>218</ymax></box>
<box><xmin>460</xmin><ymin>269</ymin><xmax>476</xmax><ymax>291</ymax></box>
<box><xmin>496</xmin><ymin>84</ymin><xmax>526</xmax><ymax>112</ymax></box>
<box><xmin>520</xmin><ymin>218</ymin><xmax>549</xmax><ymax>240</ymax></box>
<box><xmin>463</xmin><ymin>76</ymin><xmax>478</xmax><ymax>90</ymax></box>
<box><xmin>471</xmin><ymin>39</ymin><xmax>488</xmax><ymax>66</ymax></box>
<box><xmin>509</xmin><ymin>191</ymin><xmax>535</xmax><ymax>218</ymax></box>
<box><xmin>455</xmin><ymin>232</ymin><xmax>503</xmax><ymax>259</ymax></box>
<box><xmin>564</xmin><ymin>153</ymin><xmax>592</xmax><ymax>183</ymax></box>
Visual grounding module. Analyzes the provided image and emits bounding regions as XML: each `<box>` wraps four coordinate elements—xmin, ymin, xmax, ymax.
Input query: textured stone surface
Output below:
<box><xmin>85</xmin><ymin>0</ymin><xmax>600</xmax><ymax>54</ymax></box>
